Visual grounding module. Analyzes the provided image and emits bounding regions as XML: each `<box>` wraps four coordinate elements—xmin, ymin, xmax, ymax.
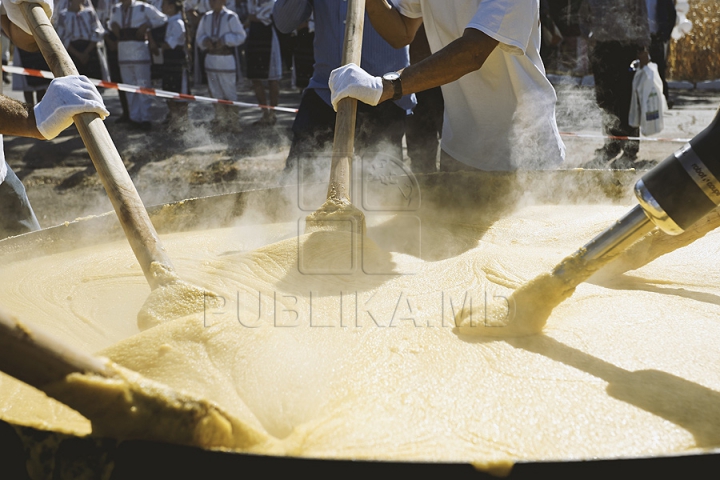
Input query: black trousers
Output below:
<box><xmin>292</xmin><ymin>27</ymin><xmax>314</xmax><ymax>89</ymax></box>
<box><xmin>286</xmin><ymin>89</ymin><xmax>406</xmax><ymax>169</ymax></box>
<box><xmin>406</xmin><ymin>86</ymin><xmax>443</xmax><ymax>174</ymax></box>
<box><xmin>649</xmin><ymin>34</ymin><xmax>670</xmax><ymax>102</ymax></box>
<box><xmin>246</xmin><ymin>21</ymin><xmax>274</xmax><ymax>80</ymax></box>
<box><xmin>0</xmin><ymin>165</ymin><xmax>40</xmax><ymax>239</ymax></box>
<box><xmin>105</xmin><ymin>38</ymin><xmax>129</xmax><ymax>117</ymax></box>
<box><xmin>68</xmin><ymin>40</ymin><xmax>103</xmax><ymax>81</ymax></box>
<box><xmin>17</xmin><ymin>48</ymin><xmax>51</xmax><ymax>88</ymax></box>
<box><xmin>590</xmin><ymin>41</ymin><xmax>640</xmax><ymax>157</ymax></box>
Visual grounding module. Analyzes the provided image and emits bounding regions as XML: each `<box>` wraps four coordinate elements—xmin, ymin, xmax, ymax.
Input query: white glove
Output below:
<box><xmin>34</xmin><ymin>75</ymin><xmax>110</xmax><ymax>140</ymax></box>
<box><xmin>2</xmin><ymin>0</ymin><xmax>54</xmax><ymax>35</ymax></box>
<box><xmin>329</xmin><ymin>63</ymin><xmax>383</xmax><ymax>111</ymax></box>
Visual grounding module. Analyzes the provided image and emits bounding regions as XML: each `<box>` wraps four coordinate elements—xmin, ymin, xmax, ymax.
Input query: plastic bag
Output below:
<box><xmin>629</xmin><ymin>62</ymin><xmax>665</xmax><ymax>136</ymax></box>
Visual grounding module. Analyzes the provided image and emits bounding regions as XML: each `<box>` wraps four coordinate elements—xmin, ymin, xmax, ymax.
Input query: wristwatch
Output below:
<box><xmin>382</xmin><ymin>72</ymin><xmax>403</xmax><ymax>101</ymax></box>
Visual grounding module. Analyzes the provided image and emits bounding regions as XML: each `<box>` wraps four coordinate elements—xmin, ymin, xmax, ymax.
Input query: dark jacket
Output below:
<box><xmin>655</xmin><ymin>0</ymin><xmax>677</xmax><ymax>42</ymax></box>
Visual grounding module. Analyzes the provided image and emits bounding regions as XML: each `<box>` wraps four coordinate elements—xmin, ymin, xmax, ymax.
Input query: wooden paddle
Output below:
<box><xmin>305</xmin><ymin>0</ymin><xmax>367</xmax><ymax>235</ymax></box>
<box><xmin>20</xmin><ymin>3</ymin><xmax>218</xmax><ymax>329</ymax></box>
<box><xmin>0</xmin><ymin>306</ymin><xmax>268</xmax><ymax>448</ymax></box>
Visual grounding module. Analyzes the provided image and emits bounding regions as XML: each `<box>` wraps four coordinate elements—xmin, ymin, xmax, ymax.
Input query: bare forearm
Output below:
<box><xmin>0</xmin><ymin>95</ymin><xmax>43</xmax><ymax>139</ymax></box>
<box><xmin>365</xmin><ymin>0</ymin><xmax>421</xmax><ymax>48</ymax></box>
<box><xmin>379</xmin><ymin>28</ymin><xmax>498</xmax><ymax>102</ymax></box>
<box><xmin>1</xmin><ymin>15</ymin><xmax>39</xmax><ymax>52</ymax></box>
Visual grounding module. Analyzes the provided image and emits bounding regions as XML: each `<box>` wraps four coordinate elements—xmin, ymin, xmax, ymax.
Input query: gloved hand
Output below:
<box><xmin>329</xmin><ymin>63</ymin><xmax>383</xmax><ymax>111</ymax></box>
<box><xmin>2</xmin><ymin>0</ymin><xmax>54</xmax><ymax>35</ymax></box>
<box><xmin>34</xmin><ymin>75</ymin><xmax>110</xmax><ymax>140</ymax></box>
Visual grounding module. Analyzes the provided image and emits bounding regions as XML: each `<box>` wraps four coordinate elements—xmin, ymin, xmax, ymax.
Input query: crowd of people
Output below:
<box><xmin>2</xmin><ymin>0</ymin><xmax>316</xmax><ymax>131</ymax></box>
<box><xmin>541</xmin><ymin>0</ymin><xmax>678</xmax><ymax>169</ymax></box>
<box><xmin>0</xmin><ymin>0</ymin><xmax>680</xmax><ymax>171</ymax></box>
<box><xmin>0</xmin><ymin>0</ymin><xmax>686</xmax><ymax>240</ymax></box>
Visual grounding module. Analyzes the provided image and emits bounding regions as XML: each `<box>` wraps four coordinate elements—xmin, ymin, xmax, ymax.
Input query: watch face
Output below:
<box><xmin>383</xmin><ymin>72</ymin><xmax>400</xmax><ymax>81</ymax></box>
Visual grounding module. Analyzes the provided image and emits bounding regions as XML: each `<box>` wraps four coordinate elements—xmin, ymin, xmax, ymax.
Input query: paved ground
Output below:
<box><xmin>2</xmin><ymin>74</ymin><xmax>719</xmax><ymax>229</ymax></box>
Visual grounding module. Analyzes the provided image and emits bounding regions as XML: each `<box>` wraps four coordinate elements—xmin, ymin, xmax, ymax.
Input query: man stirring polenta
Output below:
<box><xmin>329</xmin><ymin>0</ymin><xmax>565</xmax><ymax>173</ymax></box>
<box><xmin>0</xmin><ymin>0</ymin><xmax>108</xmax><ymax>239</ymax></box>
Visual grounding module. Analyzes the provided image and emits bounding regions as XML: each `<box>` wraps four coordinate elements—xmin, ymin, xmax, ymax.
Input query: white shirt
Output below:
<box><xmin>393</xmin><ymin>0</ymin><xmax>565</xmax><ymax>171</ymax></box>
<box><xmin>52</xmin><ymin>0</ymin><xmax>93</xmax><ymax>23</ymax></box>
<box><xmin>95</xmin><ymin>0</ymin><xmax>115</xmax><ymax>26</ymax></box>
<box><xmin>165</xmin><ymin>12</ymin><xmax>186</xmax><ymax>49</ymax></box>
<box><xmin>0</xmin><ymin>142</ymin><xmax>6</xmax><ymax>185</ymax></box>
<box><xmin>186</xmin><ymin>0</ymin><xmax>237</xmax><ymax>15</ymax></box>
<box><xmin>109</xmin><ymin>0</ymin><xmax>166</xmax><ymax>31</ymax></box>
<box><xmin>196</xmin><ymin>6</ymin><xmax>246</xmax><ymax>48</ymax></box>
<box><xmin>55</xmin><ymin>8</ymin><xmax>106</xmax><ymax>47</ymax></box>
<box><xmin>110</xmin><ymin>0</ymin><xmax>167</xmax><ymax>61</ymax></box>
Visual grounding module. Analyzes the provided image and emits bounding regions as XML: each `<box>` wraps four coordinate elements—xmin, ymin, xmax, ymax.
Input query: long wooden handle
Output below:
<box><xmin>0</xmin><ymin>308</ymin><xmax>110</xmax><ymax>389</ymax></box>
<box><xmin>326</xmin><ymin>0</ymin><xmax>366</xmax><ymax>204</ymax></box>
<box><xmin>21</xmin><ymin>3</ymin><xmax>173</xmax><ymax>290</ymax></box>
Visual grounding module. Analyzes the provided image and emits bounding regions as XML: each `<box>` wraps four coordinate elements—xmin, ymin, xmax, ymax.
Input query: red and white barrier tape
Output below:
<box><xmin>1</xmin><ymin>65</ymin><xmax>696</xmax><ymax>143</ymax></box>
<box><xmin>2</xmin><ymin>65</ymin><xmax>300</xmax><ymax>113</ymax></box>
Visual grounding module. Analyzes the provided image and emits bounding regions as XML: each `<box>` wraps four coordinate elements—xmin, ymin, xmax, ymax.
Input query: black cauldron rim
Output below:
<box><xmin>3</xmin><ymin>419</ymin><xmax>720</xmax><ymax>479</ymax></box>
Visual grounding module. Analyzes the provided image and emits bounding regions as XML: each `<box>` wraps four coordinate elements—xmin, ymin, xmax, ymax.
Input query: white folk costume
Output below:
<box><xmin>186</xmin><ymin>0</ymin><xmax>238</xmax><ymax>15</ymax></box>
<box><xmin>51</xmin><ymin>0</ymin><xmax>93</xmax><ymax>23</ymax></box>
<box><xmin>109</xmin><ymin>0</ymin><xmax>167</xmax><ymax>123</ymax></box>
<box><xmin>55</xmin><ymin>6</ymin><xmax>106</xmax><ymax>80</ymax></box>
<box><xmin>195</xmin><ymin>6</ymin><xmax>245</xmax><ymax>103</ymax></box>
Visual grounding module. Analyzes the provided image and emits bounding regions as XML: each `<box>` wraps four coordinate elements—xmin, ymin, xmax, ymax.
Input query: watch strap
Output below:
<box><xmin>391</xmin><ymin>76</ymin><xmax>403</xmax><ymax>101</ymax></box>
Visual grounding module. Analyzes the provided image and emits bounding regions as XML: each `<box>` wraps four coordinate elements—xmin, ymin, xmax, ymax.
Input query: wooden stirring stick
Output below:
<box><xmin>20</xmin><ymin>3</ymin><xmax>172</xmax><ymax>290</ymax></box>
<box><xmin>0</xmin><ymin>307</ymin><xmax>268</xmax><ymax>449</ymax></box>
<box><xmin>305</xmin><ymin>0</ymin><xmax>367</xmax><ymax>235</ymax></box>
<box><xmin>20</xmin><ymin>4</ymin><xmax>220</xmax><ymax>329</ymax></box>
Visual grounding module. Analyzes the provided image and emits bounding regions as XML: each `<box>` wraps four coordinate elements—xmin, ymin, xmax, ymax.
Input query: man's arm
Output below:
<box><xmin>0</xmin><ymin>14</ymin><xmax>38</xmax><ymax>51</ymax></box>
<box><xmin>377</xmin><ymin>28</ymin><xmax>498</xmax><ymax>102</ymax></box>
<box><xmin>365</xmin><ymin>0</ymin><xmax>422</xmax><ymax>48</ymax></box>
<box><xmin>0</xmin><ymin>95</ymin><xmax>43</xmax><ymax>139</ymax></box>
<box><xmin>195</xmin><ymin>15</ymin><xmax>210</xmax><ymax>49</ymax></box>
<box><xmin>333</xmin><ymin>0</ymin><xmax>495</xmax><ymax>108</ymax></box>
<box><xmin>330</xmin><ymin>27</ymin><xmax>498</xmax><ymax>109</ymax></box>
<box><xmin>272</xmin><ymin>0</ymin><xmax>311</xmax><ymax>34</ymax></box>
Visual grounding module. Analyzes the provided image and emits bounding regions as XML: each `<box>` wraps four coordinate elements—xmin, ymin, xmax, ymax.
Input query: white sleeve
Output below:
<box><xmin>0</xmin><ymin>157</ymin><xmax>7</xmax><ymax>186</ymax></box>
<box><xmin>195</xmin><ymin>14</ymin><xmax>209</xmax><ymax>48</ymax></box>
<box><xmin>628</xmin><ymin>70</ymin><xmax>642</xmax><ymax>128</ymax></box>
<box><xmin>391</xmin><ymin>0</ymin><xmax>422</xmax><ymax>19</ymax></box>
<box><xmin>109</xmin><ymin>4</ymin><xmax>121</xmax><ymax>28</ymax></box>
<box><xmin>55</xmin><ymin>13</ymin><xmax>69</xmax><ymax>46</ymax></box>
<box><xmin>1</xmin><ymin>0</ymin><xmax>53</xmax><ymax>35</ymax></box>
<box><xmin>165</xmin><ymin>17</ymin><xmax>185</xmax><ymax>49</ymax></box>
<box><xmin>466</xmin><ymin>0</ymin><xmax>537</xmax><ymax>56</ymax></box>
<box><xmin>96</xmin><ymin>0</ymin><xmax>109</xmax><ymax>23</ymax></box>
<box><xmin>222</xmin><ymin>13</ymin><xmax>246</xmax><ymax>47</ymax></box>
<box><xmin>89</xmin><ymin>11</ymin><xmax>106</xmax><ymax>42</ymax></box>
<box><xmin>144</xmin><ymin>3</ymin><xmax>168</xmax><ymax>28</ymax></box>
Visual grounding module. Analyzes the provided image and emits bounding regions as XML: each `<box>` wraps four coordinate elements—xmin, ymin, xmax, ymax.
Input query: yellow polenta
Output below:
<box><xmin>2</xmin><ymin>203</ymin><xmax>720</xmax><ymax>468</ymax></box>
